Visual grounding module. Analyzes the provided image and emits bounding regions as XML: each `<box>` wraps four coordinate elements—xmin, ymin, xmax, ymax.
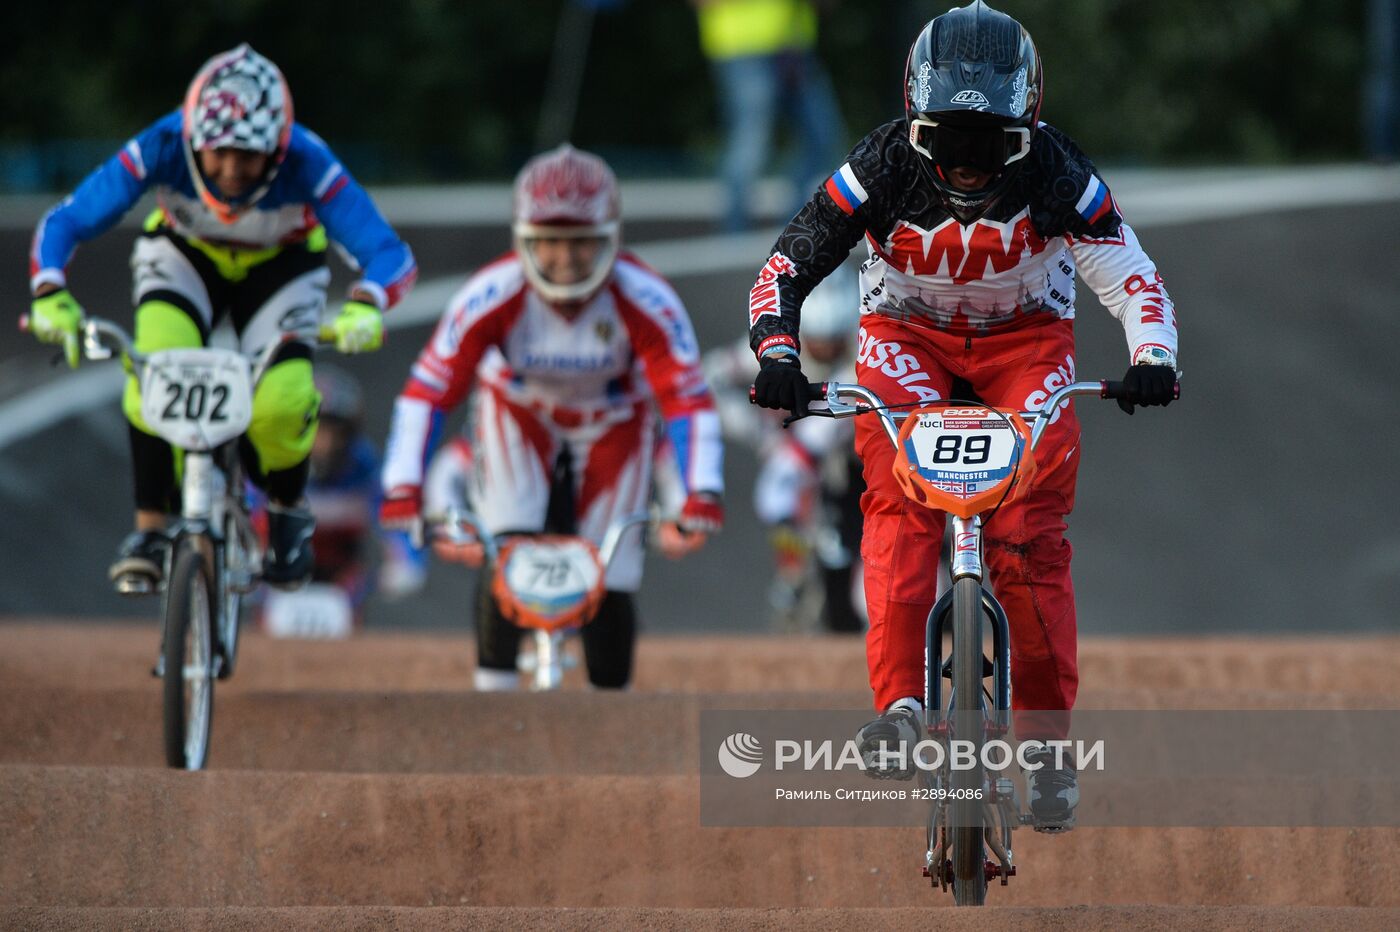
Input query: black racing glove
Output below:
<box><xmin>1117</xmin><ymin>363</ymin><xmax>1177</xmax><ymax>415</ymax></box>
<box><xmin>752</xmin><ymin>354</ymin><xmax>811</xmax><ymax>419</ymax></box>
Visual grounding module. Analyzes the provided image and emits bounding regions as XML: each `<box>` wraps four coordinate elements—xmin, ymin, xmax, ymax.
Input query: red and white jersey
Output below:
<box><xmin>859</xmin><ymin>208</ymin><xmax>1174</xmax><ymax>356</ymax></box>
<box><xmin>749</xmin><ymin>121</ymin><xmax>1178</xmax><ymax>367</ymax></box>
<box><xmin>383</xmin><ymin>251</ymin><xmax>723</xmax><ymax>496</ymax></box>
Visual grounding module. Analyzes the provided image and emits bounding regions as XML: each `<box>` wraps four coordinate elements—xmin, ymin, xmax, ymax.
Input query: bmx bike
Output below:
<box><xmin>426</xmin><ymin>508</ymin><xmax>651</xmax><ymax>690</ymax></box>
<box><xmin>759</xmin><ymin>375</ymin><xmax>1175</xmax><ymax>905</ymax></box>
<box><xmin>30</xmin><ymin>314</ymin><xmax>333</xmax><ymax>769</ymax></box>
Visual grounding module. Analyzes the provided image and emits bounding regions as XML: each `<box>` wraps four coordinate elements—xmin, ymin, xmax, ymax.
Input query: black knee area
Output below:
<box><xmin>582</xmin><ymin>590</ymin><xmax>636</xmax><ymax>689</ymax></box>
<box><xmin>265</xmin><ymin>457</ymin><xmax>310</xmax><ymax>505</ymax></box>
<box><xmin>821</xmin><ymin>565</ymin><xmax>864</xmax><ymax>633</ymax></box>
<box><xmin>129</xmin><ymin>425</ymin><xmax>178</xmax><ymax>513</ymax></box>
<box><xmin>475</xmin><ymin>571</ymin><xmax>520</xmax><ymax>672</ymax></box>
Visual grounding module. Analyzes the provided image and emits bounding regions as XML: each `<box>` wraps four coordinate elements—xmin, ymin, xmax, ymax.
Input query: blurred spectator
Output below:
<box><xmin>307</xmin><ymin>366</ymin><xmax>426</xmax><ymax>607</ymax></box>
<box><xmin>703</xmin><ymin>265</ymin><xmax>865</xmax><ymax>631</ymax></box>
<box><xmin>692</xmin><ymin>0</ymin><xmax>847</xmax><ymax>231</ymax></box>
<box><xmin>1370</xmin><ymin>0</ymin><xmax>1400</xmax><ymax>161</ymax></box>
<box><xmin>257</xmin><ymin>366</ymin><xmax>423</xmax><ymax>638</ymax></box>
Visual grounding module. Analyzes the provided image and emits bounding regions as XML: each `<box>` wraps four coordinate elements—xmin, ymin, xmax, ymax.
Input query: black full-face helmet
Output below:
<box><xmin>904</xmin><ymin>2</ymin><xmax>1043</xmax><ymax>223</ymax></box>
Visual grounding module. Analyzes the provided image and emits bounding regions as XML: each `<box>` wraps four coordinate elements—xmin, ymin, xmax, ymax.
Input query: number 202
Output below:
<box><xmin>162</xmin><ymin>382</ymin><xmax>230</xmax><ymax>422</ymax></box>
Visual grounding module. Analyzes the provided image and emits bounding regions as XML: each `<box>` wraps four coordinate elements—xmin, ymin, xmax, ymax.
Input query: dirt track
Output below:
<box><xmin>2</xmin><ymin>623</ymin><xmax>1399</xmax><ymax>929</ymax></box>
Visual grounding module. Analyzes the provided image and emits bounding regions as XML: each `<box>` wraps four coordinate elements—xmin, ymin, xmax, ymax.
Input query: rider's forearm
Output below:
<box><xmin>1070</xmin><ymin>222</ymin><xmax>1179</xmax><ymax>364</ymax></box>
<box><xmin>312</xmin><ymin>162</ymin><xmax>417</xmax><ymax>310</ymax></box>
<box><xmin>381</xmin><ymin>395</ymin><xmax>442</xmax><ymax>492</ymax></box>
<box><xmin>664</xmin><ymin>410</ymin><xmax>725</xmax><ymax>498</ymax></box>
<box><xmin>31</xmin><ymin>129</ymin><xmax>158</xmax><ymax>292</ymax></box>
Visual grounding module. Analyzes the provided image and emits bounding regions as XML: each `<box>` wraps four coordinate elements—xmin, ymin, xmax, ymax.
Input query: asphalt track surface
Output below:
<box><xmin>3</xmin><ymin>194</ymin><xmax>1400</xmax><ymax>636</ymax></box>
<box><xmin>3</xmin><ymin>624</ymin><xmax>1400</xmax><ymax>929</ymax></box>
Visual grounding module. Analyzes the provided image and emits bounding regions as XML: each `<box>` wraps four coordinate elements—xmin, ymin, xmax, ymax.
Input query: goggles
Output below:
<box><xmin>909</xmin><ymin>118</ymin><xmax>1032</xmax><ymax>174</ymax></box>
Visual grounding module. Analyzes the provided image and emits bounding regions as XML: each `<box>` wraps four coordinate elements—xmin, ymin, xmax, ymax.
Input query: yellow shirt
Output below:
<box><xmin>697</xmin><ymin>0</ymin><xmax>818</xmax><ymax>60</ymax></box>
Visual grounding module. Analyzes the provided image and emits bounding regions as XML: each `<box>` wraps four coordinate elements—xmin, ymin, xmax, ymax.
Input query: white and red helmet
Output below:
<box><xmin>801</xmin><ymin>263</ymin><xmax>860</xmax><ymax>342</ymax></box>
<box><xmin>511</xmin><ymin>144</ymin><xmax>621</xmax><ymax>303</ymax></box>
<box><xmin>181</xmin><ymin>44</ymin><xmax>293</xmax><ymax>220</ymax></box>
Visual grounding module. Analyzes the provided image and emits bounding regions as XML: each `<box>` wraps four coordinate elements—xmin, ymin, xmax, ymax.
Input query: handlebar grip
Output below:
<box><xmin>748</xmin><ymin>380</ymin><xmax>831</xmax><ymax>405</ymax></box>
<box><xmin>1100</xmin><ymin>380</ymin><xmax>1182</xmax><ymax>400</ymax></box>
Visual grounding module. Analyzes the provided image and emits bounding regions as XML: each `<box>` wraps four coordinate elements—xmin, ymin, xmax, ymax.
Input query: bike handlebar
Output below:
<box><xmin>747</xmin><ymin>378</ymin><xmax>1181</xmax><ymax>406</ymax></box>
<box><xmin>748</xmin><ymin>378</ymin><xmax>1180</xmax><ymax>453</ymax></box>
<box><xmin>424</xmin><ymin>508</ymin><xmax>654</xmax><ymax>569</ymax></box>
<box><xmin>22</xmin><ymin>314</ymin><xmax>338</xmax><ymax>381</ymax></box>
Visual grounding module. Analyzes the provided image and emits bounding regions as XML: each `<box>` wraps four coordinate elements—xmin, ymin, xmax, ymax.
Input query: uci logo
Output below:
<box><xmin>951</xmin><ymin>90</ymin><xmax>990</xmax><ymax>108</ymax></box>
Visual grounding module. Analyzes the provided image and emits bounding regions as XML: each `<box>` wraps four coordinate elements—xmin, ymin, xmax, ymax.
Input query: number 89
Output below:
<box><xmin>932</xmin><ymin>434</ymin><xmax>990</xmax><ymax>465</ymax></box>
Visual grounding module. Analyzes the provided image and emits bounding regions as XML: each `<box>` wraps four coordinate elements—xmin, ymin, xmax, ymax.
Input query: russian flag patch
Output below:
<box><xmin>824</xmin><ymin>163</ymin><xmax>868</xmax><ymax>216</ymax></box>
<box><xmin>1075</xmin><ymin>175</ymin><xmax>1116</xmax><ymax>226</ymax></box>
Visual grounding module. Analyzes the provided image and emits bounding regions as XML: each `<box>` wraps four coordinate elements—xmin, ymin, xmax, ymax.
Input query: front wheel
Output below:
<box><xmin>163</xmin><ymin>541</ymin><xmax>216</xmax><ymax>770</ymax></box>
<box><xmin>217</xmin><ymin>511</ymin><xmax>249</xmax><ymax>680</ymax></box>
<box><xmin>950</xmin><ymin>575</ymin><xmax>988</xmax><ymax>906</ymax></box>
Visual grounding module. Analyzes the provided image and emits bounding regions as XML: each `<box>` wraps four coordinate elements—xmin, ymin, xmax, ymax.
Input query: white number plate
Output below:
<box><xmin>501</xmin><ymin>539</ymin><xmax>603</xmax><ymax>620</ymax></box>
<box><xmin>904</xmin><ymin>407</ymin><xmax>1022</xmax><ymax>495</ymax></box>
<box><xmin>140</xmin><ymin>349</ymin><xmax>253</xmax><ymax>451</ymax></box>
<box><xmin>263</xmin><ymin>584</ymin><xmax>354</xmax><ymax>640</ymax></box>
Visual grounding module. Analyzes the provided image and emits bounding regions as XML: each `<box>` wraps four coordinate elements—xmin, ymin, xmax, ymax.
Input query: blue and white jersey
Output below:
<box><xmin>30</xmin><ymin>110</ymin><xmax>417</xmax><ymax>309</ymax></box>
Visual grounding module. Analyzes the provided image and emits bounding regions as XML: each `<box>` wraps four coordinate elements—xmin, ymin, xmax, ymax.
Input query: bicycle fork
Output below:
<box><xmin>924</xmin><ymin>516</ymin><xmax>1011</xmax><ymax>727</ymax></box>
<box><xmin>922</xmin><ymin>514</ymin><xmax>1019</xmax><ymax>888</ymax></box>
<box><xmin>163</xmin><ymin>451</ymin><xmax>240</xmax><ymax>675</ymax></box>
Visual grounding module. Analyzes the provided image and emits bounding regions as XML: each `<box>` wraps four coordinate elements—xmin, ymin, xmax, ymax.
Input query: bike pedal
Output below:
<box><xmin>859</xmin><ymin>754</ymin><xmax>916</xmax><ymax>781</ymax></box>
<box><xmin>114</xmin><ymin>574</ymin><xmax>157</xmax><ymax>597</ymax></box>
<box><xmin>940</xmin><ymin>654</ymin><xmax>995</xmax><ymax>680</ymax></box>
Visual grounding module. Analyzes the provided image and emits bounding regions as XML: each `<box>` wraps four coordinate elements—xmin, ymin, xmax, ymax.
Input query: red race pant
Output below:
<box><xmin>855</xmin><ymin>315</ymin><xmax>1081</xmax><ymax>739</ymax></box>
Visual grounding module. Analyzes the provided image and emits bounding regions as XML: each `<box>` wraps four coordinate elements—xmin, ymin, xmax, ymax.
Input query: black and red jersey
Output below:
<box><xmin>748</xmin><ymin>120</ymin><xmax>1177</xmax><ymax>366</ymax></box>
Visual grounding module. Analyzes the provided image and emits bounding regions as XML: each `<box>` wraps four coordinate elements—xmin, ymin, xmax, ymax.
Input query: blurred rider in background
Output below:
<box><xmin>25</xmin><ymin>44</ymin><xmax>415</xmax><ymax>593</ymax></box>
<box><xmin>304</xmin><ymin>366</ymin><xmax>424</xmax><ymax>612</ymax></box>
<box><xmin>380</xmin><ymin>145</ymin><xmax>724</xmax><ymax>690</ymax></box>
<box><xmin>705</xmin><ymin>264</ymin><xmax>865</xmax><ymax>632</ymax></box>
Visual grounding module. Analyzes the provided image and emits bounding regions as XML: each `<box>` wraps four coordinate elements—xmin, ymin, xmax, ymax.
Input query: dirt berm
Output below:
<box><xmin>1</xmin><ymin>623</ymin><xmax>1398</xmax><ymax>929</ymax></box>
<box><xmin>5</xmin><ymin>906</ymin><xmax>1400</xmax><ymax>931</ymax></box>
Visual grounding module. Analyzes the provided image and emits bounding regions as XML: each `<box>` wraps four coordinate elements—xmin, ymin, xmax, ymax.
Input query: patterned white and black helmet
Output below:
<box><xmin>181</xmin><ymin>44</ymin><xmax>293</xmax><ymax>219</ymax></box>
<box><xmin>183</xmin><ymin>44</ymin><xmax>292</xmax><ymax>155</ymax></box>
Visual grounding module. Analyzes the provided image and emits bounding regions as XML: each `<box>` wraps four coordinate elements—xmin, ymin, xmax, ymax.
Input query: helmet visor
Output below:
<box><xmin>909</xmin><ymin>118</ymin><xmax>1031</xmax><ymax>174</ymax></box>
<box><xmin>514</xmin><ymin>221</ymin><xmax>620</xmax><ymax>303</ymax></box>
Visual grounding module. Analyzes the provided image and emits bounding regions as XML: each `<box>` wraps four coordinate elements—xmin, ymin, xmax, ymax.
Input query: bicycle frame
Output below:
<box><xmin>800</xmin><ymin>379</ymin><xmax>1134</xmax><ymax>893</ymax></box>
<box><xmin>428</xmin><ymin>508</ymin><xmax>653</xmax><ymax>691</ymax></box>
<box><xmin>77</xmin><ymin>316</ymin><xmax>331</xmax><ymax>768</ymax></box>
<box><xmin>83</xmin><ymin>318</ymin><xmax>294</xmax><ymax>606</ymax></box>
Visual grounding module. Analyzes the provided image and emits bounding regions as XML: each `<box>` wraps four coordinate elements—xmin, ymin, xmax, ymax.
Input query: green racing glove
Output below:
<box><xmin>29</xmin><ymin>289</ymin><xmax>84</xmax><ymax>368</ymax></box>
<box><xmin>331</xmin><ymin>300</ymin><xmax>384</xmax><ymax>353</ymax></box>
